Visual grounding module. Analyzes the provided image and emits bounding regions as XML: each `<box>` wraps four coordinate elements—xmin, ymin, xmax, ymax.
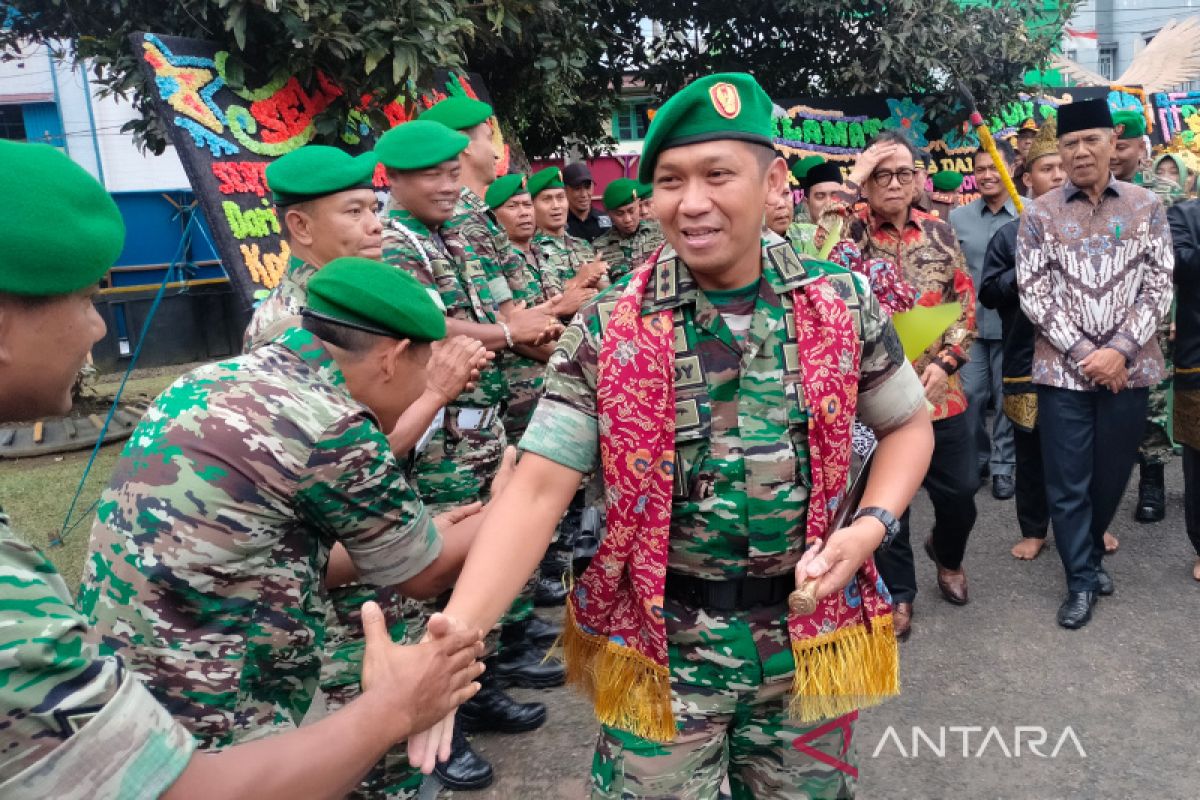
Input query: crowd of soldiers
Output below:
<box><xmin>0</xmin><ymin>69</ymin><xmax>1191</xmax><ymax>800</ymax></box>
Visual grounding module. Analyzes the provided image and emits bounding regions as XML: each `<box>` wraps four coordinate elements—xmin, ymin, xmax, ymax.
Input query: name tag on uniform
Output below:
<box><xmin>457</xmin><ymin>408</ymin><xmax>485</xmax><ymax>430</ymax></box>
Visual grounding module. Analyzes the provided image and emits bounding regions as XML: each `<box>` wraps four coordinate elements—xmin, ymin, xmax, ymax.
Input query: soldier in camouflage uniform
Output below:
<box><xmin>242</xmin><ymin>145</ymin><xmax>380</xmax><ymax>350</ymax></box>
<box><xmin>376</xmin><ymin>119</ymin><xmax>565</xmax><ymax>791</ymax></box>
<box><xmin>530</xmin><ymin>166</ymin><xmax>610</xmax><ymax>292</ymax></box>
<box><xmin>1112</xmin><ymin>110</ymin><xmax>1178</xmax><ymax>524</ymax></box>
<box><xmin>428</xmin><ymin>73</ymin><xmax>933</xmax><ymax>798</ymax></box>
<box><xmin>0</xmin><ymin>144</ymin><xmax>484</xmax><ymax>798</ymax></box>
<box><xmin>592</xmin><ymin>177</ymin><xmax>666</xmax><ymax>283</ymax></box>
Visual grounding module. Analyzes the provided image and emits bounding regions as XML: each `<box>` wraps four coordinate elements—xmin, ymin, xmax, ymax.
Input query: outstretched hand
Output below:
<box><xmin>405</xmin><ymin>613</ymin><xmax>478</xmax><ymax>772</ymax></box>
<box><xmin>360</xmin><ymin>604</ymin><xmax>484</xmax><ymax>743</ymax></box>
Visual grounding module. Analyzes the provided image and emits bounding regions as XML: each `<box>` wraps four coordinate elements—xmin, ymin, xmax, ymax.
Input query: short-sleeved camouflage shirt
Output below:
<box><xmin>79</xmin><ymin>327</ymin><xmax>440</xmax><ymax>748</ymax></box>
<box><xmin>503</xmin><ymin>243</ymin><xmax>557</xmax><ymax>437</ymax></box>
<box><xmin>0</xmin><ymin>511</ymin><xmax>196</xmax><ymax>798</ymax></box>
<box><xmin>592</xmin><ymin>220</ymin><xmax>666</xmax><ymax>282</ymax></box>
<box><xmin>242</xmin><ymin>255</ymin><xmax>318</xmax><ymax>352</ymax></box>
<box><xmin>447</xmin><ymin>187</ymin><xmax>525</xmax><ymax>305</ymax></box>
<box><xmin>532</xmin><ymin>229</ymin><xmax>597</xmax><ymax>288</ymax></box>
<box><xmin>381</xmin><ymin>207</ymin><xmax>508</xmax><ymax>408</ymax></box>
<box><xmin>520</xmin><ymin>236</ymin><xmax>925</xmax><ymax>579</ymax></box>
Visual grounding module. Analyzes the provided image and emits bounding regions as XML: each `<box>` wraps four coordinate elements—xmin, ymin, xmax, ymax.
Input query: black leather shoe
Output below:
<box><xmin>1056</xmin><ymin>591</ymin><xmax>1097</xmax><ymax>629</ymax></box>
<box><xmin>533</xmin><ymin>573</ymin><xmax>568</xmax><ymax>607</ymax></box>
<box><xmin>1096</xmin><ymin>567</ymin><xmax>1114</xmax><ymax>596</ymax></box>
<box><xmin>525</xmin><ymin>614</ymin><xmax>563</xmax><ymax>648</ymax></box>
<box><xmin>992</xmin><ymin>474</ymin><xmax>1015</xmax><ymax>500</ymax></box>
<box><xmin>492</xmin><ymin>626</ymin><xmax>566</xmax><ymax>688</ymax></box>
<box><xmin>459</xmin><ymin>684</ymin><xmax>548</xmax><ymax>734</ymax></box>
<box><xmin>1135</xmin><ymin>462</ymin><xmax>1166</xmax><ymax>523</ymax></box>
<box><xmin>434</xmin><ymin>714</ymin><xmax>494</xmax><ymax>791</ymax></box>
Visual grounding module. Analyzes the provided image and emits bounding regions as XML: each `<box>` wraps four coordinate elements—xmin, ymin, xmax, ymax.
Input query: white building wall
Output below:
<box><xmin>1</xmin><ymin>40</ymin><xmax>190</xmax><ymax>192</ymax></box>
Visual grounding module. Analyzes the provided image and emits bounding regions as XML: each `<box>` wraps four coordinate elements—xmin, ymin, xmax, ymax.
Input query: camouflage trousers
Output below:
<box><xmin>414</xmin><ymin>411</ymin><xmax>533</xmax><ymax>634</ymax></box>
<box><xmin>320</xmin><ymin>584</ymin><xmax>428</xmax><ymax>799</ymax></box>
<box><xmin>591</xmin><ymin>598</ymin><xmax>858</xmax><ymax>799</ymax></box>
<box><xmin>1139</xmin><ymin>329</ymin><xmax>1175</xmax><ymax>467</ymax></box>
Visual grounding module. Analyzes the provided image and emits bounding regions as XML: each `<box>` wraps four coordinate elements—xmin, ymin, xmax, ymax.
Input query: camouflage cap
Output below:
<box><xmin>1112</xmin><ymin>109</ymin><xmax>1147</xmax><ymax>140</ymax></box>
<box><xmin>306</xmin><ymin>257</ymin><xmax>446</xmax><ymax>341</ymax></box>
<box><xmin>602</xmin><ymin>177</ymin><xmax>640</xmax><ymax>211</ymax></box>
<box><xmin>419</xmin><ymin>95</ymin><xmax>494</xmax><ymax>132</ymax></box>
<box><xmin>266</xmin><ymin>144</ymin><xmax>378</xmax><ymax>206</ymax></box>
<box><xmin>527</xmin><ymin>166</ymin><xmax>565</xmax><ymax>197</ymax></box>
<box><xmin>638</xmin><ymin>72</ymin><xmax>775</xmax><ymax>184</ymax></box>
<box><xmin>0</xmin><ymin>140</ymin><xmax>124</xmax><ymax>296</ymax></box>
<box><xmin>375</xmin><ymin>120</ymin><xmax>469</xmax><ymax>171</ymax></box>
<box><xmin>486</xmin><ymin>173</ymin><xmax>528</xmax><ymax>209</ymax></box>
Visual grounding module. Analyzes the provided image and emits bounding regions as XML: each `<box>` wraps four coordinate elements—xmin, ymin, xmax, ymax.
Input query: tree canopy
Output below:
<box><xmin>0</xmin><ymin>0</ymin><xmax>1074</xmax><ymax>157</ymax></box>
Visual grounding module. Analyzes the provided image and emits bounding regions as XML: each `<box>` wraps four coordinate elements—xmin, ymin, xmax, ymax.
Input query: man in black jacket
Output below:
<box><xmin>1167</xmin><ymin>198</ymin><xmax>1200</xmax><ymax>582</ymax></box>
<box><xmin>978</xmin><ymin>120</ymin><xmax>1062</xmax><ymax>561</ymax></box>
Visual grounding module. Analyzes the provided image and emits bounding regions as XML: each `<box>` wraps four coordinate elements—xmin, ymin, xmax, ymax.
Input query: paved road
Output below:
<box><xmin>462</xmin><ymin>462</ymin><xmax>1200</xmax><ymax>799</ymax></box>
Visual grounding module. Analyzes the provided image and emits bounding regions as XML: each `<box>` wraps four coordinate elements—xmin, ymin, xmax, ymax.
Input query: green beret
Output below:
<box><xmin>791</xmin><ymin>155</ymin><xmax>826</xmax><ymax>182</ymax></box>
<box><xmin>1113</xmin><ymin>109</ymin><xmax>1146</xmax><ymax>140</ymax></box>
<box><xmin>638</xmin><ymin>72</ymin><xmax>774</xmax><ymax>184</ymax></box>
<box><xmin>931</xmin><ymin>170</ymin><xmax>964</xmax><ymax>192</ymax></box>
<box><xmin>637</xmin><ymin>181</ymin><xmax>654</xmax><ymax>200</ymax></box>
<box><xmin>375</xmin><ymin>120</ymin><xmax>469</xmax><ymax>171</ymax></box>
<box><xmin>486</xmin><ymin>173</ymin><xmax>528</xmax><ymax>209</ymax></box>
<box><xmin>527</xmin><ymin>167</ymin><xmax>565</xmax><ymax>197</ymax></box>
<box><xmin>0</xmin><ymin>140</ymin><xmax>124</xmax><ymax>296</ymax></box>
<box><xmin>266</xmin><ymin>145</ymin><xmax>378</xmax><ymax>206</ymax></box>
<box><xmin>602</xmin><ymin>178</ymin><xmax>640</xmax><ymax>211</ymax></box>
<box><xmin>306</xmin><ymin>257</ymin><xmax>446</xmax><ymax>341</ymax></box>
<box><xmin>419</xmin><ymin>95</ymin><xmax>494</xmax><ymax>132</ymax></box>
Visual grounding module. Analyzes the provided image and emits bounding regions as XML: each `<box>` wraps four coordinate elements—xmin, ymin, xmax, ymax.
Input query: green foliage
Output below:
<box><xmin>0</xmin><ymin>0</ymin><xmax>1074</xmax><ymax>157</ymax></box>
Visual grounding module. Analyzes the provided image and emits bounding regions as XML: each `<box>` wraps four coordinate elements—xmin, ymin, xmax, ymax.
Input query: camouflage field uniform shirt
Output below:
<box><xmin>447</xmin><ymin>187</ymin><xmax>526</xmax><ymax>307</ymax></box>
<box><xmin>242</xmin><ymin>255</ymin><xmax>318</xmax><ymax>351</ymax></box>
<box><xmin>520</xmin><ymin>236</ymin><xmax>925</xmax><ymax>579</ymax></box>
<box><xmin>79</xmin><ymin>327</ymin><xmax>440</xmax><ymax>748</ymax></box>
<box><xmin>504</xmin><ymin>242</ymin><xmax>557</xmax><ymax>438</ymax></box>
<box><xmin>592</xmin><ymin>220</ymin><xmax>666</xmax><ymax>283</ymax></box>
<box><xmin>532</xmin><ymin>229</ymin><xmax>598</xmax><ymax>289</ymax></box>
<box><xmin>0</xmin><ymin>510</ymin><xmax>195</xmax><ymax>798</ymax></box>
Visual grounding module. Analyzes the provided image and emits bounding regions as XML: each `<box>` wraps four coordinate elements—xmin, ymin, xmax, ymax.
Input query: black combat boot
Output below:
<box><xmin>1135</xmin><ymin>461</ymin><xmax>1166</xmax><ymax>523</ymax></box>
<box><xmin>533</xmin><ymin>545</ymin><xmax>570</xmax><ymax>607</ymax></box>
<box><xmin>524</xmin><ymin>614</ymin><xmax>562</xmax><ymax>648</ymax></box>
<box><xmin>458</xmin><ymin>674</ymin><xmax>548</xmax><ymax>734</ymax></box>
<box><xmin>433</xmin><ymin>711</ymin><xmax>494</xmax><ymax>791</ymax></box>
<box><xmin>490</xmin><ymin>619</ymin><xmax>566</xmax><ymax>689</ymax></box>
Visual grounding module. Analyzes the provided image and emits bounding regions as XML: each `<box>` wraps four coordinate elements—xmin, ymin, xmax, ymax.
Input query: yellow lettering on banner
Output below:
<box><xmin>240</xmin><ymin>239</ymin><xmax>291</xmax><ymax>289</ymax></box>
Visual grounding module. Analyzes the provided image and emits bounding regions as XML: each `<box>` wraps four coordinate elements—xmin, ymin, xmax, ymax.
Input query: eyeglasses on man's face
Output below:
<box><xmin>870</xmin><ymin>168</ymin><xmax>918</xmax><ymax>187</ymax></box>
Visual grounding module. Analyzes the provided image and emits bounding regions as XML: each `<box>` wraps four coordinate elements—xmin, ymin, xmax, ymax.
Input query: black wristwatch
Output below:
<box><xmin>853</xmin><ymin>506</ymin><xmax>901</xmax><ymax>551</ymax></box>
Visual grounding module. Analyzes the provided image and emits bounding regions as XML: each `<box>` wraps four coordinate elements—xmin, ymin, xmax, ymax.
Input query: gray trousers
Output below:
<box><xmin>962</xmin><ymin>338</ymin><xmax>1016</xmax><ymax>477</ymax></box>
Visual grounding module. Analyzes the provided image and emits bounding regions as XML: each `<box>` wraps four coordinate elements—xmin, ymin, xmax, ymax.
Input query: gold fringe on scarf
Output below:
<box><xmin>788</xmin><ymin>614</ymin><xmax>900</xmax><ymax>723</ymax></box>
<box><xmin>562</xmin><ymin>603</ymin><xmax>677</xmax><ymax>742</ymax></box>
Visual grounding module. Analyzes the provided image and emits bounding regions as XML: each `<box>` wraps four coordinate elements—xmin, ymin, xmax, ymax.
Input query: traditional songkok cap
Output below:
<box><xmin>802</xmin><ymin>161</ymin><xmax>844</xmax><ymax>192</ymax></box>
<box><xmin>375</xmin><ymin>120</ymin><xmax>469</xmax><ymax>171</ymax></box>
<box><xmin>1055</xmin><ymin>98</ymin><xmax>1113</xmax><ymax>137</ymax></box>
<box><xmin>527</xmin><ymin>166</ymin><xmax>565</xmax><ymax>197</ymax></box>
<box><xmin>602</xmin><ymin>178</ymin><xmax>640</xmax><ymax>210</ymax></box>
<box><xmin>0</xmin><ymin>140</ymin><xmax>124</xmax><ymax>295</ymax></box>
<box><xmin>1025</xmin><ymin>116</ymin><xmax>1059</xmax><ymax>166</ymax></box>
<box><xmin>266</xmin><ymin>145</ymin><xmax>378</xmax><ymax>206</ymax></box>
<box><xmin>486</xmin><ymin>173</ymin><xmax>528</xmax><ymax>209</ymax></box>
<box><xmin>1112</xmin><ymin>109</ymin><xmax>1147</xmax><ymax>140</ymax></box>
<box><xmin>638</xmin><ymin>72</ymin><xmax>775</xmax><ymax>183</ymax></box>
<box><xmin>931</xmin><ymin>170</ymin><xmax>965</xmax><ymax>193</ymax></box>
<box><xmin>420</xmin><ymin>95</ymin><xmax>494</xmax><ymax>131</ymax></box>
<box><xmin>305</xmin><ymin>257</ymin><xmax>447</xmax><ymax>341</ymax></box>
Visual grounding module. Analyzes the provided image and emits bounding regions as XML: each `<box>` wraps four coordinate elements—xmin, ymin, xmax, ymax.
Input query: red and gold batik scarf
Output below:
<box><xmin>563</xmin><ymin>252</ymin><xmax>899</xmax><ymax>741</ymax></box>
